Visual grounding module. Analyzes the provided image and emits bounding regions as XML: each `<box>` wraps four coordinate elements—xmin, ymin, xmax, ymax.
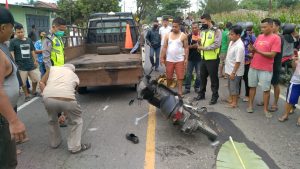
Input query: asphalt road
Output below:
<box><xmin>15</xmin><ymin>44</ymin><xmax>300</xmax><ymax>169</ymax></box>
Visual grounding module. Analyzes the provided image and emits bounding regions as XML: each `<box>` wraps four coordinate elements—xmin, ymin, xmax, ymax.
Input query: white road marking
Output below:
<box><xmin>88</xmin><ymin>128</ymin><xmax>98</xmax><ymax>132</ymax></box>
<box><xmin>103</xmin><ymin>105</ymin><xmax>109</xmax><ymax>111</ymax></box>
<box><xmin>135</xmin><ymin>112</ymin><xmax>149</xmax><ymax>125</ymax></box>
<box><xmin>17</xmin><ymin>97</ymin><xmax>39</xmax><ymax>111</ymax></box>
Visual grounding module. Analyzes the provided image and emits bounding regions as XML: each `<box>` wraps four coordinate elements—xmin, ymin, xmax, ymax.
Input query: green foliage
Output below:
<box><xmin>239</xmin><ymin>0</ymin><xmax>300</xmax><ymax>9</ymax></box>
<box><xmin>212</xmin><ymin>8</ymin><xmax>300</xmax><ymax>35</ymax></box>
<box><xmin>136</xmin><ymin>0</ymin><xmax>159</xmax><ymax>24</ymax></box>
<box><xmin>57</xmin><ymin>0</ymin><xmax>121</xmax><ymax>26</ymax></box>
<box><xmin>200</xmin><ymin>0</ymin><xmax>238</xmax><ymax>14</ymax></box>
<box><xmin>217</xmin><ymin>137</ymin><xmax>269</xmax><ymax>169</ymax></box>
<box><xmin>276</xmin><ymin>0</ymin><xmax>300</xmax><ymax>8</ymax></box>
<box><xmin>156</xmin><ymin>0</ymin><xmax>190</xmax><ymax>18</ymax></box>
<box><xmin>239</xmin><ymin>0</ymin><xmax>272</xmax><ymax>10</ymax></box>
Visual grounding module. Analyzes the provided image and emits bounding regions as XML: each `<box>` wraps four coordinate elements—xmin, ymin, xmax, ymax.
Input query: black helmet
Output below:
<box><xmin>282</xmin><ymin>24</ymin><xmax>296</xmax><ymax>34</ymax></box>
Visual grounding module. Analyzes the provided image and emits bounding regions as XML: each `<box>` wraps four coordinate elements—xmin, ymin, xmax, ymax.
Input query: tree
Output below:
<box><xmin>156</xmin><ymin>0</ymin><xmax>190</xmax><ymax>18</ymax></box>
<box><xmin>199</xmin><ymin>0</ymin><xmax>238</xmax><ymax>14</ymax></box>
<box><xmin>239</xmin><ymin>0</ymin><xmax>276</xmax><ymax>10</ymax></box>
<box><xmin>277</xmin><ymin>0</ymin><xmax>300</xmax><ymax>8</ymax></box>
<box><xmin>57</xmin><ymin>0</ymin><xmax>121</xmax><ymax>25</ymax></box>
<box><xmin>136</xmin><ymin>0</ymin><xmax>159</xmax><ymax>24</ymax></box>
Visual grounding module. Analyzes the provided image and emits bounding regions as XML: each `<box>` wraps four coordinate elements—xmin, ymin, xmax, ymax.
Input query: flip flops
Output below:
<box><xmin>265</xmin><ymin>112</ymin><xmax>273</xmax><ymax>118</ymax></box>
<box><xmin>126</xmin><ymin>133</ymin><xmax>139</xmax><ymax>144</ymax></box>
<box><xmin>256</xmin><ymin>102</ymin><xmax>264</xmax><ymax>106</ymax></box>
<box><xmin>246</xmin><ymin>107</ymin><xmax>254</xmax><ymax>113</ymax></box>
<box><xmin>225</xmin><ymin>104</ymin><xmax>237</xmax><ymax>109</ymax></box>
<box><xmin>278</xmin><ymin>116</ymin><xmax>289</xmax><ymax>122</ymax></box>
<box><xmin>268</xmin><ymin>106</ymin><xmax>278</xmax><ymax>112</ymax></box>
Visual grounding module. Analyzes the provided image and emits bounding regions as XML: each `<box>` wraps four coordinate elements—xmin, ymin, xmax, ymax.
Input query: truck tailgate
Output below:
<box><xmin>68</xmin><ymin>53</ymin><xmax>142</xmax><ymax>70</ymax></box>
<box><xmin>67</xmin><ymin>53</ymin><xmax>143</xmax><ymax>87</ymax></box>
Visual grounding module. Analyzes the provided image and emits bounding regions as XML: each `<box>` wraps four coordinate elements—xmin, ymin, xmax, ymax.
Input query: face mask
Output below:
<box><xmin>54</xmin><ymin>31</ymin><xmax>65</xmax><ymax>37</ymax></box>
<box><xmin>201</xmin><ymin>24</ymin><xmax>209</xmax><ymax>30</ymax></box>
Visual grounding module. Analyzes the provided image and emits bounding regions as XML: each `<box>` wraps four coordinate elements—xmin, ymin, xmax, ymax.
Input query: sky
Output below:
<box><xmin>1</xmin><ymin>0</ymin><xmax>200</xmax><ymax>13</ymax></box>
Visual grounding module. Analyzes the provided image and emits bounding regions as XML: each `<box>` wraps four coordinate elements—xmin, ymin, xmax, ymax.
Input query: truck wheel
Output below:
<box><xmin>78</xmin><ymin>87</ymin><xmax>88</xmax><ymax>94</ymax></box>
<box><xmin>97</xmin><ymin>46</ymin><xmax>120</xmax><ymax>55</ymax></box>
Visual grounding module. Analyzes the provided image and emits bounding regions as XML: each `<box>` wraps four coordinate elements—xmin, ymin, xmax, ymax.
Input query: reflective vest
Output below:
<box><xmin>48</xmin><ymin>35</ymin><xmax>65</xmax><ymax>66</ymax></box>
<box><xmin>200</xmin><ymin>29</ymin><xmax>220</xmax><ymax>60</ymax></box>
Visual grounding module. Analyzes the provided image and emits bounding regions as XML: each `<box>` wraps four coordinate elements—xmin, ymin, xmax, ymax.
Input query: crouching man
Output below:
<box><xmin>39</xmin><ymin>64</ymin><xmax>91</xmax><ymax>154</ymax></box>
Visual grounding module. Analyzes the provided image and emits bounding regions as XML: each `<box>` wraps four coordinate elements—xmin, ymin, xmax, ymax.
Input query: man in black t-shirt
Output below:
<box><xmin>10</xmin><ymin>24</ymin><xmax>39</xmax><ymax>102</ymax></box>
<box><xmin>183</xmin><ymin>22</ymin><xmax>201</xmax><ymax>94</ymax></box>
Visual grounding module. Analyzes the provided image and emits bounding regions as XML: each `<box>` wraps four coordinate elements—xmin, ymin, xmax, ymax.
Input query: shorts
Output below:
<box><xmin>166</xmin><ymin>61</ymin><xmax>185</xmax><ymax>80</ymax></box>
<box><xmin>248</xmin><ymin>68</ymin><xmax>273</xmax><ymax>91</ymax></box>
<box><xmin>286</xmin><ymin>83</ymin><xmax>300</xmax><ymax>105</ymax></box>
<box><xmin>219</xmin><ymin>53</ymin><xmax>226</xmax><ymax>65</ymax></box>
<box><xmin>228</xmin><ymin>76</ymin><xmax>242</xmax><ymax>95</ymax></box>
<box><xmin>19</xmin><ymin>68</ymin><xmax>40</xmax><ymax>85</ymax></box>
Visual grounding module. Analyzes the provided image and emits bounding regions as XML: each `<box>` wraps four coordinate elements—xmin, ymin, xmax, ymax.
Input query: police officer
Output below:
<box><xmin>43</xmin><ymin>17</ymin><xmax>67</xmax><ymax>70</ymax></box>
<box><xmin>195</xmin><ymin>14</ymin><xmax>222</xmax><ymax>105</ymax></box>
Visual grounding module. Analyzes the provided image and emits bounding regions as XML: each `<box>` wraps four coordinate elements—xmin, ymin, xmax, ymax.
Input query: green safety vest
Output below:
<box><xmin>200</xmin><ymin>29</ymin><xmax>220</xmax><ymax>60</ymax></box>
<box><xmin>49</xmin><ymin>35</ymin><xmax>65</xmax><ymax>66</ymax></box>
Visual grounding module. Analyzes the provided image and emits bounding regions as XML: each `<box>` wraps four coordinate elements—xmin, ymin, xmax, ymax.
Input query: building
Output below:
<box><xmin>0</xmin><ymin>1</ymin><xmax>58</xmax><ymax>36</ymax></box>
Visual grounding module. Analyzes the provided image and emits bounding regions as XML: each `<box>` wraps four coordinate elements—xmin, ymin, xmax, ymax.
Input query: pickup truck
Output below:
<box><xmin>64</xmin><ymin>12</ymin><xmax>143</xmax><ymax>93</ymax></box>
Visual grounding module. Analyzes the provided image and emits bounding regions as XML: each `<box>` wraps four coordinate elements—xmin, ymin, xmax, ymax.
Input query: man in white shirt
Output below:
<box><xmin>225</xmin><ymin>25</ymin><xmax>245</xmax><ymax>108</ymax></box>
<box><xmin>39</xmin><ymin>64</ymin><xmax>91</xmax><ymax>154</ymax></box>
<box><xmin>159</xmin><ymin>18</ymin><xmax>172</xmax><ymax>46</ymax></box>
<box><xmin>160</xmin><ymin>19</ymin><xmax>189</xmax><ymax>97</ymax></box>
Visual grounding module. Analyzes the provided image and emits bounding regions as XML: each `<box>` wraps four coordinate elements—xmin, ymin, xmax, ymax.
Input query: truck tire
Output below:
<box><xmin>97</xmin><ymin>46</ymin><xmax>120</xmax><ymax>55</ymax></box>
<box><xmin>78</xmin><ymin>87</ymin><xmax>88</xmax><ymax>94</ymax></box>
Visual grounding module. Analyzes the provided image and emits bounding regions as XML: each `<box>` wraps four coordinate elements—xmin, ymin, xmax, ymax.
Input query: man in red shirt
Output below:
<box><xmin>247</xmin><ymin>18</ymin><xmax>281</xmax><ymax>118</ymax></box>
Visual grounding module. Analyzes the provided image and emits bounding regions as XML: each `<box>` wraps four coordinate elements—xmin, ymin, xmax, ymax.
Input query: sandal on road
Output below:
<box><xmin>126</xmin><ymin>133</ymin><xmax>139</xmax><ymax>144</ymax></box>
<box><xmin>246</xmin><ymin>107</ymin><xmax>254</xmax><ymax>113</ymax></box>
<box><xmin>265</xmin><ymin>111</ymin><xmax>273</xmax><ymax>118</ymax></box>
<box><xmin>225</xmin><ymin>104</ymin><xmax>237</xmax><ymax>109</ymax></box>
<box><xmin>70</xmin><ymin>143</ymin><xmax>91</xmax><ymax>154</ymax></box>
<box><xmin>278</xmin><ymin>116</ymin><xmax>289</xmax><ymax>122</ymax></box>
<box><xmin>269</xmin><ymin>106</ymin><xmax>278</xmax><ymax>112</ymax></box>
<box><xmin>256</xmin><ymin>102</ymin><xmax>264</xmax><ymax>106</ymax></box>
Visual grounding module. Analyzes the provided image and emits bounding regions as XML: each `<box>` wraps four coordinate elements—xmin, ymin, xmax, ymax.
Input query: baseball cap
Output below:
<box><xmin>0</xmin><ymin>7</ymin><xmax>15</xmax><ymax>25</ymax></box>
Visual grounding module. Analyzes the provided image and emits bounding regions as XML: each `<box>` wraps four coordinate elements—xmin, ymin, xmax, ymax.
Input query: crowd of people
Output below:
<box><xmin>146</xmin><ymin>14</ymin><xmax>300</xmax><ymax>124</ymax></box>
<box><xmin>0</xmin><ymin>8</ymin><xmax>90</xmax><ymax>169</ymax></box>
<box><xmin>1</xmin><ymin>6</ymin><xmax>300</xmax><ymax>169</ymax></box>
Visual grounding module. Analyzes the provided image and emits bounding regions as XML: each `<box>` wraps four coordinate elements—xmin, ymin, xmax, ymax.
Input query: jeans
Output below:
<box><xmin>185</xmin><ymin>61</ymin><xmax>201</xmax><ymax>90</ymax></box>
<box><xmin>0</xmin><ymin>116</ymin><xmax>17</xmax><ymax>169</ymax></box>
<box><xmin>199</xmin><ymin>59</ymin><xmax>220</xmax><ymax>99</ymax></box>
<box><xmin>39</xmin><ymin>62</ymin><xmax>46</xmax><ymax>78</ymax></box>
<box><xmin>149</xmin><ymin>47</ymin><xmax>161</xmax><ymax>68</ymax></box>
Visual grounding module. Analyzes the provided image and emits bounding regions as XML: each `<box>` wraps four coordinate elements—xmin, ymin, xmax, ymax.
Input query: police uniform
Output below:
<box><xmin>196</xmin><ymin>27</ymin><xmax>221</xmax><ymax>104</ymax></box>
<box><xmin>42</xmin><ymin>34</ymin><xmax>65</xmax><ymax>69</ymax></box>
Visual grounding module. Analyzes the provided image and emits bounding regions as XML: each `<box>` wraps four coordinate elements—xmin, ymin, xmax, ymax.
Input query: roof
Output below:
<box><xmin>0</xmin><ymin>1</ymin><xmax>57</xmax><ymax>11</ymax></box>
<box><xmin>89</xmin><ymin>12</ymin><xmax>133</xmax><ymax>19</ymax></box>
<box><xmin>35</xmin><ymin>1</ymin><xmax>57</xmax><ymax>10</ymax></box>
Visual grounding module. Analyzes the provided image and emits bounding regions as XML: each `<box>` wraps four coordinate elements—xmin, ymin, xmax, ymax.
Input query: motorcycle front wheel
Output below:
<box><xmin>197</xmin><ymin>121</ymin><xmax>218</xmax><ymax>141</ymax></box>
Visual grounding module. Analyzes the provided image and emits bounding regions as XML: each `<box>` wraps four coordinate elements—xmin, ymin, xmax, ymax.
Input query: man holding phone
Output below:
<box><xmin>247</xmin><ymin>18</ymin><xmax>281</xmax><ymax>118</ymax></box>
